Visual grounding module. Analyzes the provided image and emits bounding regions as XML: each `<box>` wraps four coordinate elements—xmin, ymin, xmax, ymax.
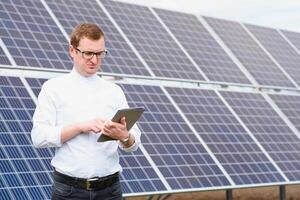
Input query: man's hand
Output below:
<box><xmin>102</xmin><ymin>117</ymin><xmax>129</xmax><ymax>141</ymax></box>
<box><xmin>78</xmin><ymin>118</ymin><xmax>106</xmax><ymax>133</ymax></box>
<box><xmin>61</xmin><ymin>118</ymin><xmax>105</xmax><ymax>143</ymax></box>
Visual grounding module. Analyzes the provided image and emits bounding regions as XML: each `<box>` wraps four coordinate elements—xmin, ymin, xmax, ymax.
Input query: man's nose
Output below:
<box><xmin>91</xmin><ymin>54</ymin><xmax>99</xmax><ymax>63</ymax></box>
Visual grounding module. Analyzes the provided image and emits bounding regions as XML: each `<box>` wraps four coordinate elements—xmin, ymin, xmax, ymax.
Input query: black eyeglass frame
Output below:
<box><xmin>74</xmin><ymin>47</ymin><xmax>108</xmax><ymax>59</ymax></box>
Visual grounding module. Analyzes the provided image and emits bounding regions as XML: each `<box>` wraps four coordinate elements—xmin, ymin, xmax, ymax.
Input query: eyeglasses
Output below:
<box><xmin>74</xmin><ymin>47</ymin><xmax>107</xmax><ymax>60</ymax></box>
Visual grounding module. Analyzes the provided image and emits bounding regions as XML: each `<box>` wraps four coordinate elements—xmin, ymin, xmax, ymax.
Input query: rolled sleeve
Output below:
<box><xmin>31</xmin><ymin>124</ymin><xmax>62</xmax><ymax>148</ymax></box>
<box><xmin>31</xmin><ymin>83</ymin><xmax>62</xmax><ymax>148</ymax></box>
<box><xmin>118</xmin><ymin>124</ymin><xmax>141</xmax><ymax>152</ymax></box>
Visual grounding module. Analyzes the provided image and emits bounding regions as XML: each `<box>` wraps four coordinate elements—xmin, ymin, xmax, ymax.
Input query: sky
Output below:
<box><xmin>119</xmin><ymin>0</ymin><xmax>300</xmax><ymax>32</ymax></box>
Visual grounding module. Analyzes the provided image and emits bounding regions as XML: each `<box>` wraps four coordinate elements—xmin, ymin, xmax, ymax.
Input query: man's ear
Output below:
<box><xmin>69</xmin><ymin>45</ymin><xmax>75</xmax><ymax>58</ymax></box>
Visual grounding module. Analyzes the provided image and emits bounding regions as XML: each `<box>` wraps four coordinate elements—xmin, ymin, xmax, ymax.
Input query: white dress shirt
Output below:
<box><xmin>31</xmin><ymin>68</ymin><xmax>141</xmax><ymax>178</ymax></box>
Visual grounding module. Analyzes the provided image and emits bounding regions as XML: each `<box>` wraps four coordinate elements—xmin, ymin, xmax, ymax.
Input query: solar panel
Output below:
<box><xmin>246</xmin><ymin>24</ymin><xmax>300</xmax><ymax>87</ymax></box>
<box><xmin>101</xmin><ymin>0</ymin><xmax>205</xmax><ymax>81</ymax></box>
<box><xmin>204</xmin><ymin>17</ymin><xmax>295</xmax><ymax>88</ymax></box>
<box><xmin>154</xmin><ymin>9</ymin><xmax>251</xmax><ymax>84</ymax></box>
<box><xmin>45</xmin><ymin>0</ymin><xmax>151</xmax><ymax>76</ymax></box>
<box><xmin>120</xmin><ymin>84</ymin><xmax>230</xmax><ymax>189</ymax></box>
<box><xmin>25</xmin><ymin>77</ymin><xmax>47</xmax><ymax>97</ymax></box>
<box><xmin>2</xmin><ymin>0</ymin><xmax>300</xmax><ymax>198</ymax></box>
<box><xmin>269</xmin><ymin>94</ymin><xmax>300</xmax><ymax>133</ymax></box>
<box><xmin>281</xmin><ymin>30</ymin><xmax>300</xmax><ymax>52</ymax></box>
<box><xmin>119</xmin><ymin>149</ymin><xmax>167</xmax><ymax>193</ymax></box>
<box><xmin>220</xmin><ymin>91</ymin><xmax>300</xmax><ymax>181</ymax></box>
<box><xmin>0</xmin><ymin>76</ymin><xmax>53</xmax><ymax>200</ymax></box>
<box><xmin>166</xmin><ymin>87</ymin><xmax>284</xmax><ymax>185</ymax></box>
<box><xmin>0</xmin><ymin>46</ymin><xmax>11</xmax><ymax>65</ymax></box>
<box><xmin>0</xmin><ymin>0</ymin><xmax>72</xmax><ymax>69</ymax></box>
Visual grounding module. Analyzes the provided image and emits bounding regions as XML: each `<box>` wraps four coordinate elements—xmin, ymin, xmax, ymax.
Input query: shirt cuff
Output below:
<box><xmin>47</xmin><ymin>125</ymin><xmax>63</xmax><ymax>147</ymax></box>
<box><xmin>118</xmin><ymin>134</ymin><xmax>140</xmax><ymax>152</ymax></box>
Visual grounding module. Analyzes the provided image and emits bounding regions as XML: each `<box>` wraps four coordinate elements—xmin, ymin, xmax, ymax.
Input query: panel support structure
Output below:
<box><xmin>279</xmin><ymin>185</ymin><xmax>286</xmax><ymax>200</ymax></box>
<box><xmin>226</xmin><ymin>189</ymin><xmax>233</xmax><ymax>200</ymax></box>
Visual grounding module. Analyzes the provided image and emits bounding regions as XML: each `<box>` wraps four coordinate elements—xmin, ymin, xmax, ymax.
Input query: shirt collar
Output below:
<box><xmin>70</xmin><ymin>68</ymin><xmax>98</xmax><ymax>83</ymax></box>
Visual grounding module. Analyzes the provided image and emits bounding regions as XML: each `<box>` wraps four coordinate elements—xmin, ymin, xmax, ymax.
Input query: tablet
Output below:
<box><xmin>97</xmin><ymin>107</ymin><xmax>145</xmax><ymax>142</ymax></box>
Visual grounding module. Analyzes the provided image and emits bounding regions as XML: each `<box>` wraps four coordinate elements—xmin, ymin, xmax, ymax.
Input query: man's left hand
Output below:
<box><xmin>102</xmin><ymin>117</ymin><xmax>129</xmax><ymax>141</ymax></box>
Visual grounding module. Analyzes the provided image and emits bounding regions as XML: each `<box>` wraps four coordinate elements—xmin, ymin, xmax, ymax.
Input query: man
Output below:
<box><xmin>31</xmin><ymin>23</ymin><xmax>141</xmax><ymax>200</ymax></box>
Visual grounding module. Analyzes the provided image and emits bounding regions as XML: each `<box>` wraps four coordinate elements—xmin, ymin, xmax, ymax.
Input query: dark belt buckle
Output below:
<box><xmin>86</xmin><ymin>178</ymin><xmax>98</xmax><ymax>190</ymax></box>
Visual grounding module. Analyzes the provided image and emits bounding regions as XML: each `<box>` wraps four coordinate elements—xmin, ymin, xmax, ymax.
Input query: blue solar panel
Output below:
<box><xmin>246</xmin><ymin>24</ymin><xmax>300</xmax><ymax>87</ymax></box>
<box><xmin>119</xmin><ymin>149</ymin><xmax>167</xmax><ymax>193</ymax></box>
<box><xmin>154</xmin><ymin>9</ymin><xmax>251</xmax><ymax>84</ymax></box>
<box><xmin>269</xmin><ymin>94</ymin><xmax>300</xmax><ymax>132</ymax></box>
<box><xmin>204</xmin><ymin>17</ymin><xmax>295</xmax><ymax>88</ymax></box>
<box><xmin>281</xmin><ymin>30</ymin><xmax>300</xmax><ymax>52</ymax></box>
<box><xmin>221</xmin><ymin>91</ymin><xmax>300</xmax><ymax>181</ymax></box>
<box><xmin>101</xmin><ymin>0</ymin><xmax>205</xmax><ymax>81</ymax></box>
<box><xmin>166</xmin><ymin>87</ymin><xmax>284</xmax><ymax>185</ymax></box>
<box><xmin>25</xmin><ymin>77</ymin><xmax>47</xmax><ymax>97</ymax></box>
<box><xmin>120</xmin><ymin>84</ymin><xmax>230</xmax><ymax>189</ymax></box>
<box><xmin>0</xmin><ymin>47</ymin><xmax>11</xmax><ymax>65</ymax></box>
<box><xmin>45</xmin><ymin>0</ymin><xmax>151</xmax><ymax>76</ymax></box>
<box><xmin>0</xmin><ymin>76</ymin><xmax>53</xmax><ymax>200</ymax></box>
<box><xmin>0</xmin><ymin>0</ymin><xmax>72</xmax><ymax>69</ymax></box>
<box><xmin>2</xmin><ymin>0</ymin><xmax>300</xmax><ymax>197</ymax></box>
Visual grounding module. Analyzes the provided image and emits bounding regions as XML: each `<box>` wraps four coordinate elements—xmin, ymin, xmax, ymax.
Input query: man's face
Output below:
<box><xmin>69</xmin><ymin>37</ymin><xmax>105</xmax><ymax>77</ymax></box>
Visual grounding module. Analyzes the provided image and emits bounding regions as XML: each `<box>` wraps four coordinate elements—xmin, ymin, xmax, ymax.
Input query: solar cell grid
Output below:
<box><xmin>0</xmin><ymin>46</ymin><xmax>11</xmax><ymax>65</ymax></box>
<box><xmin>2</xmin><ymin>0</ymin><xmax>300</xmax><ymax>197</ymax></box>
<box><xmin>0</xmin><ymin>0</ymin><xmax>72</xmax><ymax>69</ymax></box>
<box><xmin>119</xmin><ymin>149</ymin><xmax>167</xmax><ymax>193</ymax></box>
<box><xmin>120</xmin><ymin>83</ymin><xmax>230</xmax><ymax>189</ymax></box>
<box><xmin>0</xmin><ymin>76</ymin><xmax>53</xmax><ymax>200</ymax></box>
<box><xmin>221</xmin><ymin>91</ymin><xmax>300</xmax><ymax>181</ymax></box>
<box><xmin>246</xmin><ymin>24</ymin><xmax>300</xmax><ymax>87</ymax></box>
<box><xmin>101</xmin><ymin>0</ymin><xmax>205</xmax><ymax>81</ymax></box>
<box><xmin>154</xmin><ymin>9</ymin><xmax>250</xmax><ymax>84</ymax></box>
<box><xmin>25</xmin><ymin>77</ymin><xmax>47</xmax><ymax>97</ymax></box>
<box><xmin>204</xmin><ymin>17</ymin><xmax>295</xmax><ymax>88</ymax></box>
<box><xmin>281</xmin><ymin>30</ymin><xmax>300</xmax><ymax>52</ymax></box>
<box><xmin>45</xmin><ymin>0</ymin><xmax>151</xmax><ymax>76</ymax></box>
<box><xmin>166</xmin><ymin>87</ymin><xmax>284</xmax><ymax>185</ymax></box>
<box><xmin>269</xmin><ymin>94</ymin><xmax>300</xmax><ymax>133</ymax></box>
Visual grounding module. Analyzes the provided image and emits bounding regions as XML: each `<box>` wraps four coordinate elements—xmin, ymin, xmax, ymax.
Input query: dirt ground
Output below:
<box><xmin>124</xmin><ymin>185</ymin><xmax>300</xmax><ymax>200</ymax></box>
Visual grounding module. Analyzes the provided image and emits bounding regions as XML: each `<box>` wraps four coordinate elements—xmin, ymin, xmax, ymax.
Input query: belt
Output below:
<box><xmin>53</xmin><ymin>170</ymin><xmax>119</xmax><ymax>191</ymax></box>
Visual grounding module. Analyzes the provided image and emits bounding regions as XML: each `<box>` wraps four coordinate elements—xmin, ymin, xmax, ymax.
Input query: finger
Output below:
<box><xmin>105</xmin><ymin>121</ymin><xmax>116</xmax><ymax>129</ymax></box>
<box><xmin>90</xmin><ymin>122</ymin><xmax>102</xmax><ymax>131</ymax></box>
<box><xmin>103</xmin><ymin>126</ymin><xmax>112</xmax><ymax>134</ymax></box>
<box><xmin>120</xmin><ymin>117</ymin><xmax>126</xmax><ymax>126</ymax></box>
<box><xmin>96</xmin><ymin>119</ymin><xmax>105</xmax><ymax>126</ymax></box>
<box><xmin>105</xmin><ymin>126</ymin><xmax>121</xmax><ymax>135</ymax></box>
<box><xmin>91</xmin><ymin>126</ymin><xmax>101</xmax><ymax>133</ymax></box>
<box><xmin>95</xmin><ymin>123</ymin><xmax>103</xmax><ymax>130</ymax></box>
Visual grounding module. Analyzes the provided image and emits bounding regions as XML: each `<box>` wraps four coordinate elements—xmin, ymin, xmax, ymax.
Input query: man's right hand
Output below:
<box><xmin>61</xmin><ymin>118</ymin><xmax>105</xmax><ymax>143</ymax></box>
<box><xmin>78</xmin><ymin>118</ymin><xmax>106</xmax><ymax>133</ymax></box>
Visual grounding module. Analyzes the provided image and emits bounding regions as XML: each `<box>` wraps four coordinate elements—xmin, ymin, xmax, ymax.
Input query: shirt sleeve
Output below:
<box><xmin>118</xmin><ymin>123</ymin><xmax>141</xmax><ymax>152</ymax></box>
<box><xmin>31</xmin><ymin>83</ymin><xmax>62</xmax><ymax>148</ymax></box>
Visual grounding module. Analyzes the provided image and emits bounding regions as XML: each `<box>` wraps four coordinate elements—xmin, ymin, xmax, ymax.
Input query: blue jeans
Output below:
<box><xmin>51</xmin><ymin>179</ymin><xmax>123</xmax><ymax>200</ymax></box>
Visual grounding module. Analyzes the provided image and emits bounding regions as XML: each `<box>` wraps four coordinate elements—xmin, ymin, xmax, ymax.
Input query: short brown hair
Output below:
<box><xmin>70</xmin><ymin>23</ymin><xmax>105</xmax><ymax>48</ymax></box>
